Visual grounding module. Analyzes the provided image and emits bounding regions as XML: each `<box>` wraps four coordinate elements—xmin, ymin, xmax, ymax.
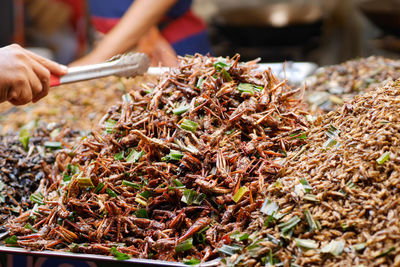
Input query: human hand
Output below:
<box><xmin>0</xmin><ymin>44</ymin><xmax>68</xmax><ymax>105</ymax></box>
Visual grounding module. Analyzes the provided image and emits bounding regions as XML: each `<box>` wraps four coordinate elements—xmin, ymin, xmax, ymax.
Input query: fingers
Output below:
<box><xmin>8</xmin><ymin>77</ymin><xmax>32</xmax><ymax>106</ymax></box>
<box><xmin>24</xmin><ymin>49</ymin><xmax>68</xmax><ymax>76</ymax></box>
<box><xmin>29</xmin><ymin>58</ymin><xmax>51</xmax><ymax>103</ymax></box>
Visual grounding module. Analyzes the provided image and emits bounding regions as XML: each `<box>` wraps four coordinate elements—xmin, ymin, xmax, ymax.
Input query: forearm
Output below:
<box><xmin>91</xmin><ymin>0</ymin><xmax>177</xmax><ymax>60</ymax></box>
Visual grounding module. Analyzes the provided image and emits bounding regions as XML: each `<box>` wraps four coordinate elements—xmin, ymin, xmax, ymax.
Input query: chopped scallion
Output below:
<box><xmin>135</xmin><ymin>208</ymin><xmax>149</xmax><ymax>218</ymax></box>
<box><xmin>183</xmin><ymin>257</ymin><xmax>201</xmax><ymax>265</ymax></box>
<box><xmin>304</xmin><ymin>194</ymin><xmax>319</xmax><ymax>202</ymax></box>
<box><xmin>181</xmin><ymin>189</ymin><xmax>205</xmax><ymax>205</ymax></box>
<box><xmin>232</xmin><ymin>186</ymin><xmax>249</xmax><ymax>203</ymax></box>
<box><xmin>218</xmin><ymin>244</ymin><xmax>241</xmax><ymax>256</ymax></box>
<box><xmin>114</xmin><ymin>151</ymin><xmax>124</xmax><ymax>161</ymax></box>
<box><xmin>304</xmin><ymin>210</ymin><xmax>320</xmax><ymax>231</ymax></box>
<box><xmin>230</xmin><ymin>231</ymin><xmax>249</xmax><ymax>242</ymax></box>
<box><xmin>5</xmin><ymin>235</ymin><xmax>18</xmax><ymax>245</ymax></box>
<box><xmin>24</xmin><ymin>223</ymin><xmax>38</xmax><ymax>233</ymax></box>
<box><xmin>94</xmin><ymin>182</ymin><xmax>105</xmax><ymax>194</ymax></box>
<box><xmin>105</xmin><ymin>119</ymin><xmax>117</xmax><ymax>134</ymax></box>
<box><xmin>237</xmin><ymin>83</ymin><xmax>255</xmax><ymax>95</ymax></box>
<box><xmin>353</xmin><ymin>243</ymin><xmax>366</xmax><ymax>251</ymax></box>
<box><xmin>126</xmin><ymin>149</ymin><xmax>145</xmax><ymax>163</ymax></box>
<box><xmin>320</xmin><ymin>240</ymin><xmax>345</xmax><ymax>256</ymax></box>
<box><xmin>162</xmin><ymin>150</ymin><xmax>183</xmax><ymax>161</ymax></box>
<box><xmin>106</xmin><ymin>188</ymin><xmax>118</xmax><ymax>198</ymax></box>
<box><xmin>260</xmin><ymin>199</ymin><xmax>279</xmax><ymax>216</ymax></box>
<box><xmin>278</xmin><ymin>215</ymin><xmax>300</xmax><ymax>238</ymax></box>
<box><xmin>18</xmin><ymin>128</ymin><xmax>30</xmax><ymax>150</ymax></box>
<box><xmin>290</xmin><ymin>132</ymin><xmax>307</xmax><ymax>140</ymax></box>
<box><xmin>176</xmin><ymin>237</ymin><xmax>194</xmax><ymax>252</ymax></box>
<box><xmin>110</xmin><ymin>247</ymin><xmax>130</xmax><ymax>260</ymax></box>
<box><xmin>44</xmin><ymin>141</ymin><xmax>62</xmax><ymax>149</ymax></box>
<box><xmin>300</xmin><ymin>178</ymin><xmax>312</xmax><ymax>193</ymax></box>
<box><xmin>30</xmin><ymin>192</ymin><xmax>44</xmax><ymax>205</ymax></box>
<box><xmin>376</xmin><ymin>151</ymin><xmax>390</xmax><ymax>165</ymax></box>
<box><xmin>173</xmin><ymin>105</ymin><xmax>190</xmax><ymax>115</ymax></box>
<box><xmin>196</xmin><ymin>77</ymin><xmax>205</xmax><ymax>89</ymax></box>
<box><xmin>122</xmin><ymin>180</ymin><xmax>140</xmax><ymax>189</ymax></box>
<box><xmin>172</xmin><ymin>178</ymin><xmax>185</xmax><ymax>188</ymax></box>
<box><xmin>180</xmin><ymin>119</ymin><xmax>199</xmax><ymax>132</ymax></box>
<box><xmin>140</xmin><ymin>190</ymin><xmax>152</xmax><ymax>199</ymax></box>
<box><xmin>77</xmin><ymin>175</ymin><xmax>94</xmax><ymax>188</ymax></box>
<box><xmin>295</xmin><ymin>238</ymin><xmax>318</xmax><ymax>250</ymax></box>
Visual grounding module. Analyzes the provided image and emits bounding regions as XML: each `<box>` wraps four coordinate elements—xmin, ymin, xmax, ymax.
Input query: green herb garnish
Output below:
<box><xmin>376</xmin><ymin>151</ymin><xmax>390</xmax><ymax>165</ymax></box>
<box><xmin>44</xmin><ymin>141</ymin><xmax>62</xmax><ymax>149</ymax></box>
<box><xmin>232</xmin><ymin>186</ymin><xmax>248</xmax><ymax>203</ymax></box>
<box><xmin>106</xmin><ymin>188</ymin><xmax>118</xmax><ymax>197</ymax></box>
<box><xmin>181</xmin><ymin>189</ymin><xmax>205</xmax><ymax>205</ymax></box>
<box><xmin>218</xmin><ymin>244</ymin><xmax>242</xmax><ymax>256</ymax></box>
<box><xmin>122</xmin><ymin>180</ymin><xmax>140</xmax><ymax>189</ymax></box>
<box><xmin>30</xmin><ymin>192</ymin><xmax>45</xmax><ymax>205</ymax></box>
<box><xmin>105</xmin><ymin>119</ymin><xmax>117</xmax><ymax>134</ymax></box>
<box><xmin>173</xmin><ymin>105</ymin><xmax>190</xmax><ymax>115</ymax></box>
<box><xmin>304</xmin><ymin>209</ymin><xmax>320</xmax><ymax>231</ymax></box>
<box><xmin>24</xmin><ymin>223</ymin><xmax>38</xmax><ymax>233</ymax></box>
<box><xmin>300</xmin><ymin>178</ymin><xmax>312</xmax><ymax>193</ymax></box>
<box><xmin>114</xmin><ymin>151</ymin><xmax>124</xmax><ymax>161</ymax></box>
<box><xmin>5</xmin><ymin>235</ymin><xmax>18</xmax><ymax>245</ymax></box>
<box><xmin>183</xmin><ymin>257</ymin><xmax>201</xmax><ymax>265</ymax></box>
<box><xmin>176</xmin><ymin>237</ymin><xmax>194</xmax><ymax>252</ymax></box>
<box><xmin>295</xmin><ymin>238</ymin><xmax>318</xmax><ymax>250</ymax></box>
<box><xmin>180</xmin><ymin>119</ymin><xmax>199</xmax><ymax>132</ymax></box>
<box><xmin>135</xmin><ymin>208</ymin><xmax>148</xmax><ymax>218</ymax></box>
<box><xmin>126</xmin><ymin>149</ymin><xmax>145</xmax><ymax>163</ymax></box>
<box><xmin>76</xmin><ymin>175</ymin><xmax>94</xmax><ymax>188</ymax></box>
<box><xmin>110</xmin><ymin>247</ymin><xmax>130</xmax><ymax>260</ymax></box>
<box><xmin>278</xmin><ymin>215</ymin><xmax>300</xmax><ymax>238</ymax></box>
<box><xmin>94</xmin><ymin>182</ymin><xmax>105</xmax><ymax>194</ymax></box>
<box><xmin>162</xmin><ymin>150</ymin><xmax>183</xmax><ymax>161</ymax></box>
<box><xmin>320</xmin><ymin>240</ymin><xmax>345</xmax><ymax>256</ymax></box>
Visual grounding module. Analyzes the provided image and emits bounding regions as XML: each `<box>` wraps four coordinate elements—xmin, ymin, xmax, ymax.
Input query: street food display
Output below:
<box><xmin>1</xmin><ymin>55</ymin><xmax>399</xmax><ymax>266</ymax></box>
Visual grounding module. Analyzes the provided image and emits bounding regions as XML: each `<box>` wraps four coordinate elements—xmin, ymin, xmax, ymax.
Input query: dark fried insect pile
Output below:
<box><xmin>0</xmin><ymin>124</ymin><xmax>80</xmax><ymax>226</ymax></box>
<box><xmin>6</xmin><ymin>55</ymin><xmax>307</xmax><ymax>262</ymax></box>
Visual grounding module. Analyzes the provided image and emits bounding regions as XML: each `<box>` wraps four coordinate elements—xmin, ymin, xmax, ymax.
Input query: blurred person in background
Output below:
<box><xmin>71</xmin><ymin>0</ymin><xmax>212</xmax><ymax>66</ymax></box>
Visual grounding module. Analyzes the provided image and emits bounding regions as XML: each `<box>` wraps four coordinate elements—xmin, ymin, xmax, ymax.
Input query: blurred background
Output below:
<box><xmin>1</xmin><ymin>0</ymin><xmax>400</xmax><ymax>65</ymax></box>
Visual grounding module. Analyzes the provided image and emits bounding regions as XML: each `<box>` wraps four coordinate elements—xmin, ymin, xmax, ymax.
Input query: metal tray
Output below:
<box><xmin>0</xmin><ymin>245</ymin><xmax>220</xmax><ymax>267</ymax></box>
<box><xmin>0</xmin><ymin>230</ymin><xmax>219</xmax><ymax>266</ymax></box>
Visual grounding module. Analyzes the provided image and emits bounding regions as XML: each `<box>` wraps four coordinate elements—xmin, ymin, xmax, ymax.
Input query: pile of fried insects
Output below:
<box><xmin>224</xmin><ymin>81</ymin><xmax>400</xmax><ymax>266</ymax></box>
<box><xmin>6</xmin><ymin>54</ymin><xmax>308</xmax><ymax>264</ymax></box>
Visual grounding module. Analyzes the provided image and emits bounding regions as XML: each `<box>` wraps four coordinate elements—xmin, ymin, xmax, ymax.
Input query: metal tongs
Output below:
<box><xmin>50</xmin><ymin>53</ymin><xmax>151</xmax><ymax>87</ymax></box>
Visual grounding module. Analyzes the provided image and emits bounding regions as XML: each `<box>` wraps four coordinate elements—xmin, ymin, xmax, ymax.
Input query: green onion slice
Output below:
<box><xmin>176</xmin><ymin>237</ymin><xmax>194</xmax><ymax>252</ymax></box>
<box><xmin>180</xmin><ymin>119</ymin><xmax>199</xmax><ymax>132</ymax></box>
<box><xmin>377</xmin><ymin>151</ymin><xmax>390</xmax><ymax>165</ymax></box>
<box><xmin>320</xmin><ymin>240</ymin><xmax>345</xmax><ymax>256</ymax></box>
<box><xmin>110</xmin><ymin>247</ymin><xmax>130</xmax><ymax>260</ymax></box>
<box><xmin>122</xmin><ymin>180</ymin><xmax>140</xmax><ymax>189</ymax></box>
<box><xmin>232</xmin><ymin>186</ymin><xmax>248</xmax><ymax>203</ymax></box>
<box><xmin>295</xmin><ymin>238</ymin><xmax>318</xmax><ymax>250</ymax></box>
